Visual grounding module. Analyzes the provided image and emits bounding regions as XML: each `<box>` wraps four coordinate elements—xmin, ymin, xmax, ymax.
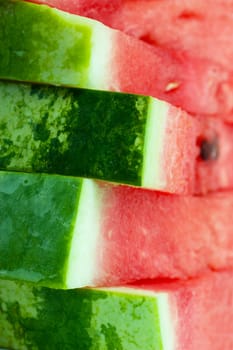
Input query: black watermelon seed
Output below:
<box><xmin>200</xmin><ymin>137</ymin><xmax>219</xmax><ymax>161</ymax></box>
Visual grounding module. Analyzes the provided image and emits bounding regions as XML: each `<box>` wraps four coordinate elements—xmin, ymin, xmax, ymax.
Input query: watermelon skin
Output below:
<box><xmin>0</xmin><ymin>271</ymin><xmax>233</xmax><ymax>350</ymax></box>
<box><xmin>0</xmin><ymin>279</ymin><xmax>164</xmax><ymax>350</ymax></box>
<box><xmin>1</xmin><ymin>171</ymin><xmax>233</xmax><ymax>288</ymax></box>
<box><xmin>1</xmin><ymin>80</ymin><xmax>233</xmax><ymax>194</ymax></box>
<box><xmin>1</xmin><ymin>1</ymin><xmax>233</xmax><ymax>119</ymax></box>
<box><xmin>0</xmin><ymin>172</ymin><xmax>84</xmax><ymax>288</ymax></box>
<box><xmin>25</xmin><ymin>0</ymin><xmax>233</xmax><ymax>120</ymax></box>
<box><xmin>0</xmin><ymin>0</ymin><xmax>95</xmax><ymax>88</ymax></box>
<box><xmin>0</xmin><ymin>82</ymin><xmax>148</xmax><ymax>188</ymax></box>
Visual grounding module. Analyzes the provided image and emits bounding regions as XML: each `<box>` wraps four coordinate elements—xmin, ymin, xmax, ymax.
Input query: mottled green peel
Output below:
<box><xmin>0</xmin><ymin>0</ymin><xmax>94</xmax><ymax>86</ymax></box>
<box><xmin>0</xmin><ymin>81</ymin><xmax>155</xmax><ymax>186</ymax></box>
<box><xmin>0</xmin><ymin>171</ymin><xmax>84</xmax><ymax>288</ymax></box>
<box><xmin>0</xmin><ymin>279</ymin><xmax>165</xmax><ymax>350</ymax></box>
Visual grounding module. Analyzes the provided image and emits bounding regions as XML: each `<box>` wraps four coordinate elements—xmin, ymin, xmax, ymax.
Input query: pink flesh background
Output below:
<box><xmin>108</xmin><ymin>0</ymin><xmax>233</xmax><ymax>70</ymax></box>
<box><xmin>92</xmin><ymin>183</ymin><xmax>233</xmax><ymax>286</ymax></box>
<box><xmin>26</xmin><ymin>0</ymin><xmax>233</xmax><ymax>119</ymax></box>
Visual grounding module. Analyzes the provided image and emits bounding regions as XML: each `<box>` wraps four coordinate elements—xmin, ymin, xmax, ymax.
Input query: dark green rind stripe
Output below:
<box><xmin>0</xmin><ymin>81</ymin><xmax>148</xmax><ymax>186</ymax></box>
<box><xmin>0</xmin><ymin>0</ymin><xmax>92</xmax><ymax>86</ymax></box>
<box><xmin>0</xmin><ymin>171</ymin><xmax>83</xmax><ymax>288</ymax></box>
<box><xmin>0</xmin><ymin>280</ymin><xmax>163</xmax><ymax>350</ymax></box>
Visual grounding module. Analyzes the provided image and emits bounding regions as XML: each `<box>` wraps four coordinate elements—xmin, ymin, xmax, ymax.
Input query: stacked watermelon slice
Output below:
<box><xmin>0</xmin><ymin>1</ymin><xmax>233</xmax><ymax>349</ymax></box>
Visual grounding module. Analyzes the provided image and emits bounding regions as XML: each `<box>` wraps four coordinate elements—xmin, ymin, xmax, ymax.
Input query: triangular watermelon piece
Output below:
<box><xmin>27</xmin><ymin>0</ymin><xmax>233</xmax><ymax>69</ymax></box>
<box><xmin>1</xmin><ymin>171</ymin><xmax>233</xmax><ymax>289</ymax></box>
<box><xmin>0</xmin><ymin>271</ymin><xmax>232</xmax><ymax>349</ymax></box>
<box><xmin>1</xmin><ymin>80</ymin><xmax>233</xmax><ymax>194</ymax></box>
<box><xmin>1</xmin><ymin>0</ymin><xmax>233</xmax><ymax>119</ymax></box>
<box><xmin>25</xmin><ymin>0</ymin><xmax>233</xmax><ymax>121</ymax></box>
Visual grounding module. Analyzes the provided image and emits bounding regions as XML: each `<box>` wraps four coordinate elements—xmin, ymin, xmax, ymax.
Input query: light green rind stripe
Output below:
<box><xmin>0</xmin><ymin>279</ymin><xmax>166</xmax><ymax>350</ymax></box>
<box><xmin>0</xmin><ymin>0</ymin><xmax>112</xmax><ymax>87</ymax></box>
<box><xmin>66</xmin><ymin>179</ymin><xmax>102</xmax><ymax>288</ymax></box>
<box><xmin>157</xmin><ymin>294</ymin><xmax>177</xmax><ymax>350</ymax></box>
<box><xmin>142</xmin><ymin>97</ymin><xmax>168</xmax><ymax>189</ymax></box>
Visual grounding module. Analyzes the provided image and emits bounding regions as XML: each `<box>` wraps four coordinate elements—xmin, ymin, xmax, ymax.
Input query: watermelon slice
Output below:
<box><xmin>0</xmin><ymin>271</ymin><xmax>232</xmax><ymax>349</ymax></box>
<box><xmin>1</xmin><ymin>171</ymin><xmax>233</xmax><ymax>289</ymax></box>
<box><xmin>1</xmin><ymin>80</ymin><xmax>233</xmax><ymax>194</ymax></box>
<box><xmin>1</xmin><ymin>0</ymin><xmax>233</xmax><ymax>118</ymax></box>
<box><xmin>25</xmin><ymin>0</ymin><xmax>233</xmax><ymax>121</ymax></box>
<box><xmin>28</xmin><ymin>0</ymin><xmax>233</xmax><ymax>69</ymax></box>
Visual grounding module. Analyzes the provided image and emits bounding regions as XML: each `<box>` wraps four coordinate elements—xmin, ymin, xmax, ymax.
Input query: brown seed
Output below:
<box><xmin>200</xmin><ymin>137</ymin><xmax>219</xmax><ymax>161</ymax></box>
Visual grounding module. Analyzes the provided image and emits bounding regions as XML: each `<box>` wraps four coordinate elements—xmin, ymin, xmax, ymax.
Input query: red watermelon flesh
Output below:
<box><xmin>89</xmin><ymin>183</ymin><xmax>233</xmax><ymax>286</ymax></box>
<box><xmin>27</xmin><ymin>0</ymin><xmax>120</xmax><ymax>21</ymax></box>
<box><xmin>109</xmin><ymin>0</ymin><xmax>233</xmax><ymax>69</ymax></box>
<box><xmin>25</xmin><ymin>0</ymin><xmax>233</xmax><ymax>120</ymax></box>
<box><xmin>127</xmin><ymin>270</ymin><xmax>233</xmax><ymax>350</ymax></box>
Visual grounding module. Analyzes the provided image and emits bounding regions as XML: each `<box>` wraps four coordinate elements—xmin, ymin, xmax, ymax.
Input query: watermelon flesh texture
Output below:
<box><xmin>1</xmin><ymin>80</ymin><xmax>233</xmax><ymax>195</ymax></box>
<box><xmin>1</xmin><ymin>1</ymin><xmax>233</xmax><ymax>119</ymax></box>
<box><xmin>0</xmin><ymin>271</ymin><xmax>233</xmax><ymax>350</ymax></box>
<box><xmin>108</xmin><ymin>0</ymin><xmax>233</xmax><ymax>70</ymax></box>
<box><xmin>1</xmin><ymin>171</ymin><xmax>233</xmax><ymax>288</ymax></box>
<box><xmin>26</xmin><ymin>0</ymin><xmax>233</xmax><ymax>120</ymax></box>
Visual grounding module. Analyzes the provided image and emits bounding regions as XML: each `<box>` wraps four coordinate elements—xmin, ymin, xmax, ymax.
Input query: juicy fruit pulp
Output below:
<box><xmin>1</xmin><ymin>81</ymin><xmax>233</xmax><ymax>194</ymax></box>
<box><xmin>1</xmin><ymin>0</ymin><xmax>233</xmax><ymax>119</ymax></box>
<box><xmin>1</xmin><ymin>171</ymin><xmax>233</xmax><ymax>288</ymax></box>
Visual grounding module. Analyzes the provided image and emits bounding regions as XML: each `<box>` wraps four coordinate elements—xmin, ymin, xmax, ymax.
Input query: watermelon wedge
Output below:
<box><xmin>0</xmin><ymin>271</ymin><xmax>232</xmax><ymax>350</ymax></box>
<box><xmin>1</xmin><ymin>80</ymin><xmax>233</xmax><ymax>194</ymax></box>
<box><xmin>1</xmin><ymin>0</ymin><xmax>233</xmax><ymax>118</ymax></box>
<box><xmin>1</xmin><ymin>171</ymin><xmax>233</xmax><ymax>288</ymax></box>
<box><xmin>28</xmin><ymin>0</ymin><xmax>233</xmax><ymax>69</ymax></box>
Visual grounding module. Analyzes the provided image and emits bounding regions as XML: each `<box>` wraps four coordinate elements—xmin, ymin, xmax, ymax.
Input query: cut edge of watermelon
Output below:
<box><xmin>66</xmin><ymin>179</ymin><xmax>101</xmax><ymax>288</ymax></box>
<box><xmin>142</xmin><ymin>97</ymin><xmax>168</xmax><ymax>190</ymax></box>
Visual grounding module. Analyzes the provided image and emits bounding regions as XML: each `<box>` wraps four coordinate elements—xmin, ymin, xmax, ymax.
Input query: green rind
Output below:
<box><xmin>0</xmin><ymin>171</ymin><xmax>83</xmax><ymax>288</ymax></box>
<box><xmin>0</xmin><ymin>279</ymin><xmax>163</xmax><ymax>350</ymax></box>
<box><xmin>0</xmin><ymin>81</ymin><xmax>149</xmax><ymax>186</ymax></box>
<box><xmin>0</xmin><ymin>0</ymin><xmax>92</xmax><ymax>86</ymax></box>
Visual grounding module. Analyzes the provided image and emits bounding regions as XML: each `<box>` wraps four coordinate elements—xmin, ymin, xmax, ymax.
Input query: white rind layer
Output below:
<box><xmin>157</xmin><ymin>293</ymin><xmax>177</xmax><ymax>350</ymax></box>
<box><xmin>98</xmin><ymin>286</ymin><xmax>176</xmax><ymax>350</ymax></box>
<box><xmin>142</xmin><ymin>97</ymin><xmax>169</xmax><ymax>190</ymax></box>
<box><xmin>87</xmin><ymin>21</ymin><xmax>114</xmax><ymax>89</ymax></box>
<box><xmin>66</xmin><ymin>179</ymin><xmax>102</xmax><ymax>288</ymax></box>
